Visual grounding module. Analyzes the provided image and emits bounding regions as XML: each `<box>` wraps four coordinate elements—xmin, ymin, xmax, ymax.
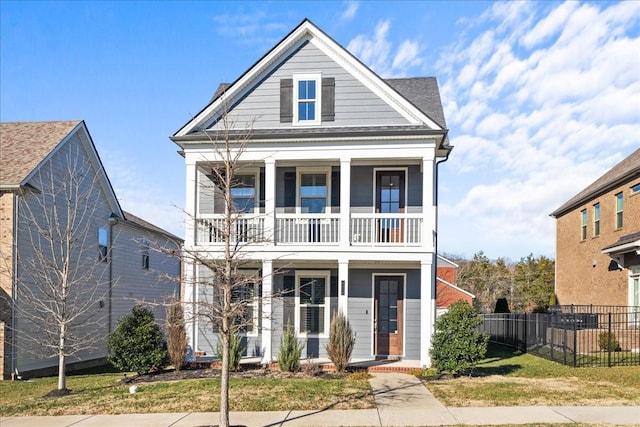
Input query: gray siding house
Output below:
<box><xmin>0</xmin><ymin>120</ymin><xmax>181</xmax><ymax>379</ymax></box>
<box><xmin>172</xmin><ymin>20</ymin><xmax>451</xmax><ymax>367</ymax></box>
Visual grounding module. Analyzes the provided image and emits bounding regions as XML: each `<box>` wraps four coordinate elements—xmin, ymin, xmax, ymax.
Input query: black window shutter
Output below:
<box><xmin>321</xmin><ymin>77</ymin><xmax>335</xmax><ymax>121</ymax></box>
<box><xmin>280</xmin><ymin>79</ymin><xmax>293</xmax><ymax>123</ymax></box>
<box><xmin>284</xmin><ymin>171</ymin><xmax>296</xmax><ymax>208</ymax></box>
<box><xmin>259</xmin><ymin>167</ymin><xmax>265</xmax><ymax>209</ymax></box>
<box><xmin>331</xmin><ymin>167</ymin><xmax>340</xmax><ymax>208</ymax></box>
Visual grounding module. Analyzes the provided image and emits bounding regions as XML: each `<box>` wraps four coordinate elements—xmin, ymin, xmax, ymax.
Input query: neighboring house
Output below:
<box><xmin>436</xmin><ymin>255</ymin><xmax>474</xmax><ymax>317</ymax></box>
<box><xmin>550</xmin><ymin>148</ymin><xmax>640</xmax><ymax>307</ymax></box>
<box><xmin>171</xmin><ymin>20</ymin><xmax>451</xmax><ymax>367</ymax></box>
<box><xmin>0</xmin><ymin>120</ymin><xmax>181</xmax><ymax>379</ymax></box>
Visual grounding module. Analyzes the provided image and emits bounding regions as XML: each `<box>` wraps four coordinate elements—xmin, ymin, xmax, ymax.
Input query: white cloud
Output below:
<box><xmin>437</xmin><ymin>1</ymin><xmax>640</xmax><ymax>259</ymax></box>
<box><xmin>347</xmin><ymin>20</ymin><xmax>422</xmax><ymax>78</ymax></box>
<box><xmin>340</xmin><ymin>1</ymin><xmax>359</xmax><ymax>22</ymax></box>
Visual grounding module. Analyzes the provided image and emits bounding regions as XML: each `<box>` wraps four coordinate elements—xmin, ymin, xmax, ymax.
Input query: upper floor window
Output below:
<box><xmin>98</xmin><ymin>227</ymin><xmax>109</xmax><ymax>262</ymax></box>
<box><xmin>615</xmin><ymin>192</ymin><xmax>623</xmax><ymax>229</ymax></box>
<box><xmin>632</xmin><ymin>183</ymin><xmax>640</xmax><ymax>194</ymax></box>
<box><xmin>300</xmin><ymin>173</ymin><xmax>327</xmax><ymax>213</ymax></box>
<box><xmin>141</xmin><ymin>240</ymin><xmax>150</xmax><ymax>270</ymax></box>
<box><xmin>580</xmin><ymin>209</ymin><xmax>587</xmax><ymax>240</ymax></box>
<box><xmin>593</xmin><ymin>203</ymin><xmax>600</xmax><ymax>237</ymax></box>
<box><xmin>231</xmin><ymin>174</ymin><xmax>256</xmax><ymax>213</ymax></box>
<box><xmin>293</xmin><ymin>74</ymin><xmax>321</xmax><ymax>125</ymax></box>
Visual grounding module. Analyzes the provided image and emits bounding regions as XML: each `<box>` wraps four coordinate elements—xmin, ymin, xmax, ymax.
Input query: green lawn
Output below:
<box><xmin>424</xmin><ymin>344</ymin><xmax>640</xmax><ymax>407</ymax></box>
<box><xmin>0</xmin><ymin>368</ymin><xmax>374</xmax><ymax>416</ymax></box>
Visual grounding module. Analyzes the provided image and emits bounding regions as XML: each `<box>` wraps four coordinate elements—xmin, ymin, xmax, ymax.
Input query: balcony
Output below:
<box><xmin>195</xmin><ymin>213</ymin><xmax>423</xmax><ymax>246</ymax></box>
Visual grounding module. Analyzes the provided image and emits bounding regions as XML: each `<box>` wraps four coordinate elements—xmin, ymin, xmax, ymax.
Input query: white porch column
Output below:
<box><xmin>340</xmin><ymin>159</ymin><xmax>351</xmax><ymax>248</ymax></box>
<box><xmin>184</xmin><ymin>160</ymin><xmax>198</xmax><ymax>354</ymax></box>
<box><xmin>185</xmin><ymin>161</ymin><xmax>197</xmax><ymax>246</ymax></box>
<box><xmin>420</xmin><ymin>258</ymin><xmax>435</xmax><ymax>367</ymax></box>
<box><xmin>264</xmin><ymin>158</ymin><xmax>276</xmax><ymax>245</ymax></box>
<box><xmin>261</xmin><ymin>259</ymin><xmax>273</xmax><ymax>364</ymax></box>
<box><xmin>422</xmin><ymin>154</ymin><xmax>435</xmax><ymax>252</ymax></box>
<box><xmin>183</xmin><ymin>258</ymin><xmax>197</xmax><ymax>357</ymax></box>
<box><xmin>338</xmin><ymin>261</ymin><xmax>349</xmax><ymax>316</ymax></box>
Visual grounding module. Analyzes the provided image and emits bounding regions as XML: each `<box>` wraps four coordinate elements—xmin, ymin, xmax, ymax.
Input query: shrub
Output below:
<box><xmin>325</xmin><ymin>312</ymin><xmax>356</xmax><ymax>372</ymax></box>
<box><xmin>108</xmin><ymin>305</ymin><xmax>167</xmax><ymax>374</ymax></box>
<box><xmin>216</xmin><ymin>332</ymin><xmax>244</xmax><ymax>371</ymax></box>
<box><xmin>347</xmin><ymin>371</ymin><xmax>372</xmax><ymax>381</ymax></box>
<box><xmin>278</xmin><ymin>321</ymin><xmax>304</xmax><ymax>372</ymax></box>
<box><xmin>429</xmin><ymin>300</ymin><xmax>488</xmax><ymax>376</ymax></box>
<box><xmin>166</xmin><ymin>300</ymin><xmax>188</xmax><ymax>370</ymax></box>
<box><xmin>302</xmin><ymin>359</ymin><xmax>322</xmax><ymax>377</ymax></box>
<box><xmin>598</xmin><ymin>331</ymin><xmax>620</xmax><ymax>352</ymax></box>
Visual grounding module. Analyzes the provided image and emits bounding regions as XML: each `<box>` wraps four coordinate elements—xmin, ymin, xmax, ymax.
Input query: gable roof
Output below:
<box><xmin>550</xmin><ymin>148</ymin><xmax>640</xmax><ymax>218</ymax></box>
<box><xmin>0</xmin><ymin>120</ymin><xmax>82</xmax><ymax>188</ymax></box>
<box><xmin>122</xmin><ymin>210</ymin><xmax>183</xmax><ymax>242</ymax></box>
<box><xmin>173</xmin><ymin>19</ymin><xmax>448</xmax><ymax>150</ymax></box>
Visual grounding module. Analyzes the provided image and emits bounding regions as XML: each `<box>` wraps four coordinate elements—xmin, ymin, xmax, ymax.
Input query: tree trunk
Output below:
<box><xmin>58</xmin><ymin>331</ymin><xmax>66</xmax><ymax>390</ymax></box>
<box><xmin>219</xmin><ymin>331</ymin><xmax>230</xmax><ymax>427</ymax></box>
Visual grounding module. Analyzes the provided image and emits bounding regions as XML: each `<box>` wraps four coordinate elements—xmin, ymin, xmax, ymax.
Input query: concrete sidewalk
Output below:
<box><xmin>1</xmin><ymin>373</ymin><xmax>638</xmax><ymax>426</ymax></box>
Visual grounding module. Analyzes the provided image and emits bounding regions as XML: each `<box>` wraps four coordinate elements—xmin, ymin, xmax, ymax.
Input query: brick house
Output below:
<box><xmin>550</xmin><ymin>148</ymin><xmax>640</xmax><ymax>307</ymax></box>
<box><xmin>436</xmin><ymin>255</ymin><xmax>474</xmax><ymax>317</ymax></box>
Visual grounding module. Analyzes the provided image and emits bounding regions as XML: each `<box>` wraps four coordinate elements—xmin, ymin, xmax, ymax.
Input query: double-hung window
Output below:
<box><xmin>615</xmin><ymin>192</ymin><xmax>624</xmax><ymax>229</ymax></box>
<box><xmin>231</xmin><ymin>174</ymin><xmax>256</xmax><ymax>213</ymax></box>
<box><xmin>141</xmin><ymin>240</ymin><xmax>150</xmax><ymax>269</ymax></box>
<box><xmin>294</xmin><ymin>74</ymin><xmax>321</xmax><ymax>125</ymax></box>
<box><xmin>580</xmin><ymin>209</ymin><xmax>587</xmax><ymax>240</ymax></box>
<box><xmin>300</xmin><ymin>173</ymin><xmax>327</xmax><ymax>213</ymax></box>
<box><xmin>593</xmin><ymin>203</ymin><xmax>600</xmax><ymax>237</ymax></box>
<box><xmin>296</xmin><ymin>271</ymin><xmax>330</xmax><ymax>336</ymax></box>
<box><xmin>231</xmin><ymin>279</ymin><xmax>259</xmax><ymax>335</ymax></box>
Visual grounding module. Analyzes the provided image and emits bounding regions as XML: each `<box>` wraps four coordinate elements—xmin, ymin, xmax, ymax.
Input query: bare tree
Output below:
<box><xmin>181</xmin><ymin>108</ymin><xmax>278</xmax><ymax>427</ymax></box>
<box><xmin>7</xmin><ymin>146</ymin><xmax>113</xmax><ymax>392</ymax></box>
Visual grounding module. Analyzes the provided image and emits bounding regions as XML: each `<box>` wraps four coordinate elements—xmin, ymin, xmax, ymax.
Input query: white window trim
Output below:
<box><xmin>580</xmin><ymin>209</ymin><xmax>587</xmax><ymax>240</ymax></box>
<box><xmin>296</xmin><ymin>167</ymin><xmax>332</xmax><ymax>214</ymax></box>
<box><xmin>615</xmin><ymin>192</ymin><xmax>624</xmax><ymax>229</ymax></box>
<box><xmin>293</xmin><ymin>73</ymin><xmax>322</xmax><ymax>126</ymax></box>
<box><xmin>235</xmin><ymin>269</ymin><xmax>261</xmax><ymax>337</ymax></box>
<box><xmin>370</xmin><ymin>273</ymin><xmax>407</xmax><ymax>358</ymax></box>
<box><xmin>593</xmin><ymin>203</ymin><xmax>600</xmax><ymax>237</ymax></box>
<box><xmin>231</xmin><ymin>169</ymin><xmax>260</xmax><ymax>215</ymax></box>
<box><xmin>372</xmin><ymin>167</ymin><xmax>409</xmax><ymax>214</ymax></box>
<box><xmin>295</xmin><ymin>270</ymin><xmax>331</xmax><ymax>338</ymax></box>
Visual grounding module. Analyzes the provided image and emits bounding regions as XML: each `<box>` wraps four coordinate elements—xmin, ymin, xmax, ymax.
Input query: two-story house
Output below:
<box><xmin>0</xmin><ymin>120</ymin><xmax>182</xmax><ymax>379</ymax></box>
<box><xmin>172</xmin><ymin>20</ymin><xmax>451</xmax><ymax>367</ymax></box>
<box><xmin>550</xmin><ymin>148</ymin><xmax>640</xmax><ymax>308</ymax></box>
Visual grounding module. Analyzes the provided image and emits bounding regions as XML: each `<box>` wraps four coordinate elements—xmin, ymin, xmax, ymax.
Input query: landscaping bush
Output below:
<box><xmin>278</xmin><ymin>321</ymin><xmax>304</xmax><ymax>372</ymax></box>
<box><xmin>108</xmin><ymin>305</ymin><xmax>167</xmax><ymax>374</ymax></box>
<box><xmin>166</xmin><ymin>300</ymin><xmax>188</xmax><ymax>370</ymax></box>
<box><xmin>598</xmin><ymin>331</ymin><xmax>620</xmax><ymax>352</ymax></box>
<box><xmin>429</xmin><ymin>300</ymin><xmax>488</xmax><ymax>376</ymax></box>
<box><xmin>325</xmin><ymin>312</ymin><xmax>356</xmax><ymax>372</ymax></box>
<box><xmin>216</xmin><ymin>332</ymin><xmax>244</xmax><ymax>371</ymax></box>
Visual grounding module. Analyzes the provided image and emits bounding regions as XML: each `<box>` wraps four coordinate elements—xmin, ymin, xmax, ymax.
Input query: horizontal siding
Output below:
<box><xmin>208</xmin><ymin>42</ymin><xmax>409</xmax><ymax>130</ymax></box>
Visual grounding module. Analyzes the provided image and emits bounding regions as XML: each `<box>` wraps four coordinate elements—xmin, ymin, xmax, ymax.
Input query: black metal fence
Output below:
<box><xmin>479</xmin><ymin>305</ymin><xmax>640</xmax><ymax>367</ymax></box>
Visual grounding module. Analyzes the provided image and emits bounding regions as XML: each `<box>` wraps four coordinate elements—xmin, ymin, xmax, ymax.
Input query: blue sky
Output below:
<box><xmin>2</xmin><ymin>1</ymin><xmax>639</xmax><ymax>260</ymax></box>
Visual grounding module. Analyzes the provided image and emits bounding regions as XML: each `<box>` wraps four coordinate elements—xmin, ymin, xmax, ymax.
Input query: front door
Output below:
<box><xmin>374</xmin><ymin>276</ymin><xmax>404</xmax><ymax>356</ymax></box>
<box><xmin>376</xmin><ymin>171</ymin><xmax>405</xmax><ymax>242</ymax></box>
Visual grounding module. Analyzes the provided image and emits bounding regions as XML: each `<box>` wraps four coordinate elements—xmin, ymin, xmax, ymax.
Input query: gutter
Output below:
<box><xmin>11</xmin><ymin>193</ymin><xmax>18</xmax><ymax>378</ymax></box>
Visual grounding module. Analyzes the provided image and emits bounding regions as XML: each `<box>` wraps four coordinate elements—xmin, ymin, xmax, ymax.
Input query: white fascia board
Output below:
<box><xmin>175</xmin><ymin>24</ymin><xmax>312</xmax><ymax>138</ymax></box>
<box><xmin>602</xmin><ymin>240</ymin><xmax>640</xmax><ymax>255</ymax></box>
<box><xmin>436</xmin><ymin>254</ymin><xmax>459</xmax><ymax>268</ymax></box>
<box><xmin>436</xmin><ymin>277</ymin><xmax>475</xmax><ymax>299</ymax></box>
<box><xmin>176</xmin><ymin>20</ymin><xmax>443</xmax><ymax>137</ymax></box>
<box><xmin>307</xmin><ymin>31</ymin><xmax>443</xmax><ymax>130</ymax></box>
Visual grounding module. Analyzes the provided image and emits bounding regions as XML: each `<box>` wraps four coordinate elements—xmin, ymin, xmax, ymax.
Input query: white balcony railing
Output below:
<box><xmin>276</xmin><ymin>214</ymin><xmax>340</xmax><ymax>244</ymax></box>
<box><xmin>196</xmin><ymin>216</ymin><xmax>265</xmax><ymax>244</ymax></box>
<box><xmin>194</xmin><ymin>213</ymin><xmax>422</xmax><ymax>246</ymax></box>
<box><xmin>350</xmin><ymin>214</ymin><xmax>422</xmax><ymax>245</ymax></box>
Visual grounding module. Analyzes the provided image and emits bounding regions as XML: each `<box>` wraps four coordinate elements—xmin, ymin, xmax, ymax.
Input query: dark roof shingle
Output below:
<box><xmin>551</xmin><ymin>148</ymin><xmax>640</xmax><ymax>217</ymax></box>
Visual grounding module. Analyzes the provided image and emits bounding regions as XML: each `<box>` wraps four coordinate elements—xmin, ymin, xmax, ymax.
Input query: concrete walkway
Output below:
<box><xmin>1</xmin><ymin>372</ymin><xmax>638</xmax><ymax>426</ymax></box>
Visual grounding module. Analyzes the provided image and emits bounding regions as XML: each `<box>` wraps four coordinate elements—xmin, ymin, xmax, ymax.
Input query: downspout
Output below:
<box><xmin>433</xmin><ymin>132</ymin><xmax>452</xmax><ymax>307</ymax></box>
<box><xmin>107</xmin><ymin>215</ymin><xmax>116</xmax><ymax>335</ymax></box>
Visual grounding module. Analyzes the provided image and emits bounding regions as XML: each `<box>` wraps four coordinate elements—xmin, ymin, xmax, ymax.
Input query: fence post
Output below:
<box><xmin>522</xmin><ymin>313</ymin><xmax>527</xmax><ymax>353</ymax></box>
<box><xmin>550</xmin><ymin>312</ymin><xmax>555</xmax><ymax>362</ymax></box>
<box><xmin>573</xmin><ymin>309</ymin><xmax>577</xmax><ymax>367</ymax></box>
<box><xmin>607</xmin><ymin>312</ymin><xmax>612</xmax><ymax>368</ymax></box>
